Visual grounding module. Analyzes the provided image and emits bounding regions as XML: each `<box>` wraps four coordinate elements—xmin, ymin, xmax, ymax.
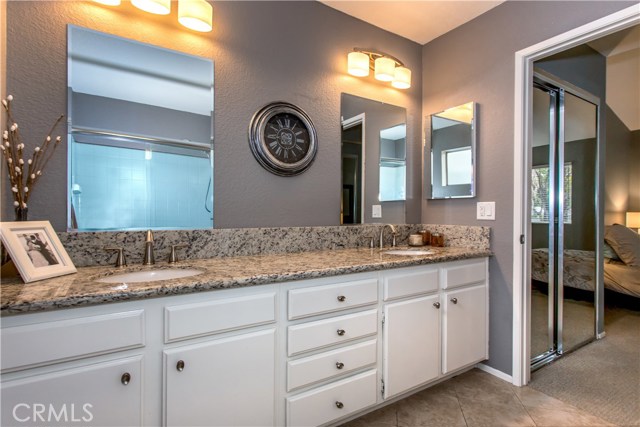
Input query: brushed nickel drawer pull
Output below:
<box><xmin>121</xmin><ymin>372</ymin><xmax>131</xmax><ymax>385</ymax></box>
<box><xmin>337</xmin><ymin>295</ymin><xmax>346</xmax><ymax>302</ymax></box>
<box><xmin>176</xmin><ymin>360</ymin><xmax>185</xmax><ymax>372</ymax></box>
<box><xmin>335</xmin><ymin>401</ymin><xmax>344</xmax><ymax>409</ymax></box>
<box><xmin>336</xmin><ymin>362</ymin><xmax>345</xmax><ymax>370</ymax></box>
<box><xmin>451</xmin><ymin>298</ymin><xmax>458</xmax><ymax>304</ymax></box>
<box><xmin>433</xmin><ymin>302</ymin><xmax>440</xmax><ymax>309</ymax></box>
<box><xmin>337</xmin><ymin>329</ymin><xmax>346</xmax><ymax>336</ymax></box>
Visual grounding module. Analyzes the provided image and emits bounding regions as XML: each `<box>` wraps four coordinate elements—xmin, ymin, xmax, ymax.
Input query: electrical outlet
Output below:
<box><xmin>477</xmin><ymin>202</ymin><xmax>495</xmax><ymax>220</ymax></box>
<box><xmin>372</xmin><ymin>205</ymin><xmax>382</xmax><ymax>218</ymax></box>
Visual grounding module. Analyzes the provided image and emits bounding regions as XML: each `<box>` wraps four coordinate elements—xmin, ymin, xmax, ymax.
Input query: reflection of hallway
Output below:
<box><xmin>529</xmin><ymin>304</ymin><xmax>640</xmax><ymax>426</ymax></box>
<box><xmin>530</xmin><ymin>283</ymin><xmax>595</xmax><ymax>359</ymax></box>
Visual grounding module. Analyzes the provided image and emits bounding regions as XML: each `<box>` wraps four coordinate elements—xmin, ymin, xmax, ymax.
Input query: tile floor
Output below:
<box><xmin>339</xmin><ymin>369</ymin><xmax>613</xmax><ymax>427</ymax></box>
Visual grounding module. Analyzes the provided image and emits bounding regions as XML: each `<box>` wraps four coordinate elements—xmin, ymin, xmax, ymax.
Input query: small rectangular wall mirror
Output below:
<box><xmin>67</xmin><ymin>26</ymin><xmax>214</xmax><ymax>231</ymax></box>
<box><xmin>427</xmin><ymin>102</ymin><xmax>476</xmax><ymax>199</ymax></box>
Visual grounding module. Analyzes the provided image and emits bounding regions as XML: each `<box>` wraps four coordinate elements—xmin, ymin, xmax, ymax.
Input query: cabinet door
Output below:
<box><xmin>164</xmin><ymin>329</ymin><xmax>275</xmax><ymax>426</ymax></box>
<box><xmin>1</xmin><ymin>356</ymin><xmax>142</xmax><ymax>427</ymax></box>
<box><xmin>442</xmin><ymin>285</ymin><xmax>488</xmax><ymax>374</ymax></box>
<box><xmin>383</xmin><ymin>294</ymin><xmax>440</xmax><ymax>399</ymax></box>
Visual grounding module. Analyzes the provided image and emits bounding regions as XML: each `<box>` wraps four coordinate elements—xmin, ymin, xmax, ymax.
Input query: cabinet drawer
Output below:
<box><xmin>287</xmin><ymin>340</ymin><xmax>377</xmax><ymax>391</ymax></box>
<box><xmin>383</xmin><ymin>267</ymin><xmax>439</xmax><ymax>301</ymax></box>
<box><xmin>288</xmin><ymin>278</ymin><xmax>378</xmax><ymax>320</ymax></box>
<box><xmin>286</xmin><ymin>370</ymin><xmax>377</xmax><ymax>427</ymax></box>
<box><xmin>165</xmin><ymin>292</ymin><xmax>276</xmax><ymax>342</ymax></box>
<box><xmin>1</xmin><ymin>356</ymin><xmax>143</xmax><ymax>427</ymax></box>
<box><xmin>288</xmin><ymin>309</ymin><xmax>378</xmax><ymax>356</ymax></box>
<box><xmin>1</xmin><ymin>310</ymin><xmax>144</xmax><ymax>372</ymax></box>
<box><xmin>443</xmin><ymin>260</ymin><xmax>487</xmax><ymax>289</ymax></box>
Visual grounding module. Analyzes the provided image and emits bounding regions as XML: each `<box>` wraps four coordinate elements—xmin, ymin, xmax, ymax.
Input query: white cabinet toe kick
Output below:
<box><xmin>1</xmin><ymin>258</ymin><xmax>488</xmax><ymax>427</ymax></box>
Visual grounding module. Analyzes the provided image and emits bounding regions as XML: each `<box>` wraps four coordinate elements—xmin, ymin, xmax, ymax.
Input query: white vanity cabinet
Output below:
<box><xmin>381</xmin><ymin>259</ymin><xmax>488</xmax><ymax>400</ymax></box>
<box><xmin>162</xmin><ymin>290</ymin><xmax>277</xmax><ymax>427</ymax></box>
<box><xmin>1</xmin><ymin>256</ymin><xmax>489</xmax><ymax>427</ymax></box>
<box><xmin>284</xmin><ymin>275</ymin><xmax>380</xmax><ymax>427</ymax></box>
<box><xmin>0</xmin><ymin>308</ymin><xmax>146</xmax><ymax>427</ymax></box>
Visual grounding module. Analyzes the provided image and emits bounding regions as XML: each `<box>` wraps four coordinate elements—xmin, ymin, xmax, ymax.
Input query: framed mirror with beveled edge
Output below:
<box><xmin>427</xmin><ymin>102</ymin><xmax>476</xmax><ymax>199</ymax></box>
<box><xmin>67</xmin><ymin>26</ymin><xmax>214</xmax><ymax>231</ymax></box>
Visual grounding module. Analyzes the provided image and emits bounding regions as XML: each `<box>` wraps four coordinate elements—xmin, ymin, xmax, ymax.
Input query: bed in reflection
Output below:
<box><xmin>531</xmin><ymin>248</ymin><xmax>640</xmax><ymax>297</ymax></box>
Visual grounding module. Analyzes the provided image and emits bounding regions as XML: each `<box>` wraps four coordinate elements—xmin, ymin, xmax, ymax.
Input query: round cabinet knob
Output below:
<box><xmin>176</xmin><ymin>360</ymin><xmax>185</xmax><ymax>372</ymax></box>
<box><xmin>335</xmin><ymin>401</ymin><xmax>344</xmax><ymax>409</ymax></box>
<box><xmin>451</xmin><ymin>297</ymin><xmax>458</xmax><ymax>304</ymax></box>
<box><xmin>337</xmin><ymin>295</ymin><xmax>346</xmax><ymax>302</ymax></box>
<box><xmin>121</xmin><ymin>372</ymin><xmax>131</xmax><ymax>385</ymax></box>
<box><xmin>433</xmin><ymin>302</ymin><xmax>441</xmax><ymax>309</ymax></box>
<box><xmin>337</xmin><ymin>329</ymin><xmax>346</xmax><ymax>336</ymax></box>
<box><xmin>336</xmin><ymin>362</ymin><xmax>345</xmax><ymax>370</ymax></box>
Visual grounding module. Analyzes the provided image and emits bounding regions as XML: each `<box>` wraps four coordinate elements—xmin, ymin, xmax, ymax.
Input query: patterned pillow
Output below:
<box><xmin>604</xmin><ymin>224</ymin><xmax>640</xmax><ymax>267</ymax></box>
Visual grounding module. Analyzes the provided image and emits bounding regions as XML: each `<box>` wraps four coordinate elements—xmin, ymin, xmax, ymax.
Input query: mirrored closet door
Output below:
<box><xmin>530</xmin><ymin>72</ymin><xmax>602</xmax><ymax>369</ymax></box>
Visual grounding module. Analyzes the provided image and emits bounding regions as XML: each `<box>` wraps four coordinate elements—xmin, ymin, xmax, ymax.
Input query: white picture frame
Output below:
<box><xmin>0</xmin><ymin>221</ymin><xmax>76</xmax><ymax>283</ymax></box>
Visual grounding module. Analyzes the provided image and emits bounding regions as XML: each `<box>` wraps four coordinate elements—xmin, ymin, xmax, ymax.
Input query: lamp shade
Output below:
<box><xmin>178</xmin><ymin>0</ymin><xmax>213</xmax><ymax>32</ymax></box>
<box><xmin>347</xmin><ymin>51</ymin><xmax>370</xmax><ymax>77</ymax></box>
<box><xmin>374</xmin><ymin>57</ymin><xmax>395</xmax><ymax>82</ymax></box>
<box><xmin>392</xmin><ymin>66</ymin><xmax>411</xmax><ymax>89</ymax></box>
<box><xmin>626</xmin><ymin>212</ymin><xmax>640</xmax><ymax>229</ymax></box>
<box><xmin>131</xmin><ymin>0</ymin><xmax>171</xmax><ymax>15</ymax></box>
<box><xmin>93</xmin><ymin>0</ymin><xmax>121</xmax><ymax>5</ymax></box>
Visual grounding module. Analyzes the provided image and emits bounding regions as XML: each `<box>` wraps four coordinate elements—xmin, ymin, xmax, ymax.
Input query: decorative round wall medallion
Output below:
<box><xmin>248</xmin><ymin>102</ymin><xmax>318</xmax><ymax>176</ymax></box>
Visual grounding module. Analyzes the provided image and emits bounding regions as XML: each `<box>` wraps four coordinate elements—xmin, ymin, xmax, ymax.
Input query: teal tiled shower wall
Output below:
<box><xmin>72</xmin><ymin>143</ymin><xmax>213</xmax><ymax>230</ymax></box>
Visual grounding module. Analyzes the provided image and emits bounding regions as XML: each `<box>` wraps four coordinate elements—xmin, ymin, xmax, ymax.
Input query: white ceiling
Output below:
<box><xmin>319</xmin><ymin>1</ymin><xmax>505</xmax><ymax>45</ymax></box>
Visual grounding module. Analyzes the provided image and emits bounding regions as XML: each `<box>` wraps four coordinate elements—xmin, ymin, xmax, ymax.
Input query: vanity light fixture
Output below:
<box><xmin>178</xmin><ymin>0</ymin><xmax>213</xmax><ymax>33</ymax></box>
<box><xmin>92</xmin><ymin>0</ymin><xmax>213</xmax><ymax>33</ymax></box>
<box><xmin>131</xmin><ymin>0</ymin><xmax>171</xmax><ymax>15</ymax></box>
<box><xmin>347</xmin><ymin>48</ymin><xmax>411</xmax><ymax>89</ymax></box>
<box><xmin>92</xmin><ymin>0</ymin><xmax>121</xmax><ymax>6</ymax></box>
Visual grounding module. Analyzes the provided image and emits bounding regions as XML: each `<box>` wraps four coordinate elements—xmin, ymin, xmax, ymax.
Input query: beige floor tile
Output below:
<box><xmin>452</xmin><ymin>369</ymin><xmax>516</xmax><ymax>405</ymax></box>
<box><xmin>458</xmin><ymin>395</ymin><xmax>536</xmax><ymax>427</ymax></box>
<box><xmin>396</xmin><ymin>384</ymin><xmax>466</xmax><ymax>427</ymax></box>
<box><xmin>339</xmin><ymin>404</ymin><xmax>398</xmax><ymax>427</ymax></box>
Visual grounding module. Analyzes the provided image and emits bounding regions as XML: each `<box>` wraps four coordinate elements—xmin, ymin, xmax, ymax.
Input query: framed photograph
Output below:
<box><xmin>0</xmin><ymin>221</ymin><xmax>76</xmax><ymax>283</ymax></box>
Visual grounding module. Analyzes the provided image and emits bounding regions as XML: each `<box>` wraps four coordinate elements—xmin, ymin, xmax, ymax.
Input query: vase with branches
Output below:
<box><xmin>1</xmin><ymin>95</ymin><xmax>64</xmax><ymax>221</ymax></box>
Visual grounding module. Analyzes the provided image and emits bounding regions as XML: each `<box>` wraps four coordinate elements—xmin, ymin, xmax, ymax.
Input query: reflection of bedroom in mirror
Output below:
<box><xmin>530</xmin><ymin>70</ymin><xmax>600</xmax><ymax>369</ymax></box>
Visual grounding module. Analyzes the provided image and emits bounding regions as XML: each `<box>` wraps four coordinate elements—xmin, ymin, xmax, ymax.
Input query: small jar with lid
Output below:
<box><xmin>430</xmin><ymin>232</ymin><xmax>444</xmax><ymax>247</ymax></box>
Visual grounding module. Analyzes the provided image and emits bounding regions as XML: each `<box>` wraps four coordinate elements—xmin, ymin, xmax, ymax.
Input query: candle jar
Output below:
<box><xmin>430</xmin><ymin>232</ymin><xmax>444</xmax><ymax>247</ymax></box>
<box><xmin>418</xmin><ymin>230</ymin><xmax>431</xmax><ymax>245</ymax></box>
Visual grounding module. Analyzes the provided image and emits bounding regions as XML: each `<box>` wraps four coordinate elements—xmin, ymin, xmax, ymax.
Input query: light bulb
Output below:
<box><xmin>178</xmin><ymin>0</ymin><xmax>213</xmax><ymax>32</ymax></box>
<box><xmin>392</xmin><ymin>66</ymin><xmax>411</xmax><ymax>89</ymax></box>
<box><xmin>347</xmin><ymin>51</ymin><xmax>369</xmax><ymax>77</ymax></box>
<box><xmin>374</xmin><ymin>57</ymin><xmax>395</xmax><ymax>82</ymax></box>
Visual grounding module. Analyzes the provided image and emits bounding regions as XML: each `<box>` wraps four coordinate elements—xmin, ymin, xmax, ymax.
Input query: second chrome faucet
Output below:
<box><xmin>143</xmin><ymin>229</ymin><xmax>155</xmax><ymax>265</ymax></box>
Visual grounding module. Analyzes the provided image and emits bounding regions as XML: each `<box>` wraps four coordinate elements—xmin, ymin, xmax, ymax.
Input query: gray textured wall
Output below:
<box><xmin>605</xmin><ymin>107</ymin><xmax>632</xmax><ymax>225</ymax></box>
<box><xmin>629</xmin><ymin>130</ymin><xmax>640</xmax><ymax>212</ymax></box>
<box><xmin>421</xmin><ymin>0</ymin><xmax>634</xmax><ymax>375</ymax></box>
<box><xmin>3</xmin><ymin>1</ymin><xmax>422</xmax><ymax>230</ymax></box>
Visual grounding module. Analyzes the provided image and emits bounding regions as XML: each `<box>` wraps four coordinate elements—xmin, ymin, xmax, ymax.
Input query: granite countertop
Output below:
<box><xmin>1</xmin><ymin>246</ymin><xmax>491</xmax><ymax>315</ymax></box>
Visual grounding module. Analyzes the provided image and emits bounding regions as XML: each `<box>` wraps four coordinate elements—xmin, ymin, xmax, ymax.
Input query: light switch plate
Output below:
<box><xmin>372</xmin><ymin>205</ymin><xmax>382</xmax><ymax>218</ymax></box>
<box><xmin>477</xmin><ymin>202</ymin><xmax>495</xmax><ymax>220</ymax></box>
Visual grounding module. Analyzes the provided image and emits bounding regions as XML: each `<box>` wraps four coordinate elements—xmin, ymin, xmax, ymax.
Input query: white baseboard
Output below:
<box><xmin>476</xmin><ymin>363</ymin><xmax>514</xmax><ymax>384</ymax></box>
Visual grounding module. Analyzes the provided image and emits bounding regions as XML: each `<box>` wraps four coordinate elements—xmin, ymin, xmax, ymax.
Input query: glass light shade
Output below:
<box><xmin>131</xmin><ymin>0</ymin><xmax>171</xmax><ymax>15</ymax></box>
<box><xmin>178</xmin><ymin>0</ymin><xmax>213</xmax><ymax>32</ymax></box>
<box><xmin>374</xmin><ymin>57</ymin><xmax>395</xmax><ymax>82</ymax></box>
<box><xmin>347</xmin><ymin>52</ymin><xmax>370</xmax><ymax>77</ymax></box>
<box><xmin>93</xmin><ymin>0</ymin><xmax>121</xmax><ymax>5</ymax></box>
<box><xmin>392</xmin><ymin>66</ymin><xmax>411</xmax><ymax>89</ymax></box>
<box><xmin>626</xmin><ymin>212</ymin><xmax>640</xmax><ymax>229</ymax></box>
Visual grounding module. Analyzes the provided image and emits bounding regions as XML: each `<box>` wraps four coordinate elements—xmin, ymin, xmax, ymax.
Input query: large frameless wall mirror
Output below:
<box><xmin>67</xmin><ymin>26</ymin><xmax>214</xmax><ymax>231</ymax></box>
<box><xmin>340</xmin><ymin>94</ymin><xmax>407</xmax><ymax>225</ymax></box>
<box><xmin>428</xmin><ymin>102</ymin><xmax>476</xmax><ymax>199</ymax></box>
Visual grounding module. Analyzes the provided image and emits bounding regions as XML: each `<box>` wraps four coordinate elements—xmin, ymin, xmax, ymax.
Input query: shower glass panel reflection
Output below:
<box><xmin>530</xmin><ymin>73</ymin><xmax>600</xmax><ymax>368</ymax></box>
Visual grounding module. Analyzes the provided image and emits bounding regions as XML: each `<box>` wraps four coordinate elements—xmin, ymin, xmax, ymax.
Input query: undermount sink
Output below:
<box><xmin>97</xmin><ymin>268</ymin><xmax>203</xmax><ymax>283</ymax></box>
<box><xmin>383</xmin><ymin>249</ymin><xmax>434</xmax><ymax>256</ymax></box>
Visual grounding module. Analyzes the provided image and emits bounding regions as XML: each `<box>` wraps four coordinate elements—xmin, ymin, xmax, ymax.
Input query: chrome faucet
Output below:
<box><xmin>379</xmin><ymin>224</ymin><xmax>397</xmax><ymax>249</ymax></box>
<box><xmin>143</xmin><ymin>229</ymin><xmax>155</xmax><ymax>265</ymax></box>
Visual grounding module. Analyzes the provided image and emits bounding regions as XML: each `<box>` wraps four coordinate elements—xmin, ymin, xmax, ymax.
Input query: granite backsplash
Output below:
<box><xmin>58</xmin><ymin>224</ymin><xmax>490</xmax><ymax>267</ymax></box>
